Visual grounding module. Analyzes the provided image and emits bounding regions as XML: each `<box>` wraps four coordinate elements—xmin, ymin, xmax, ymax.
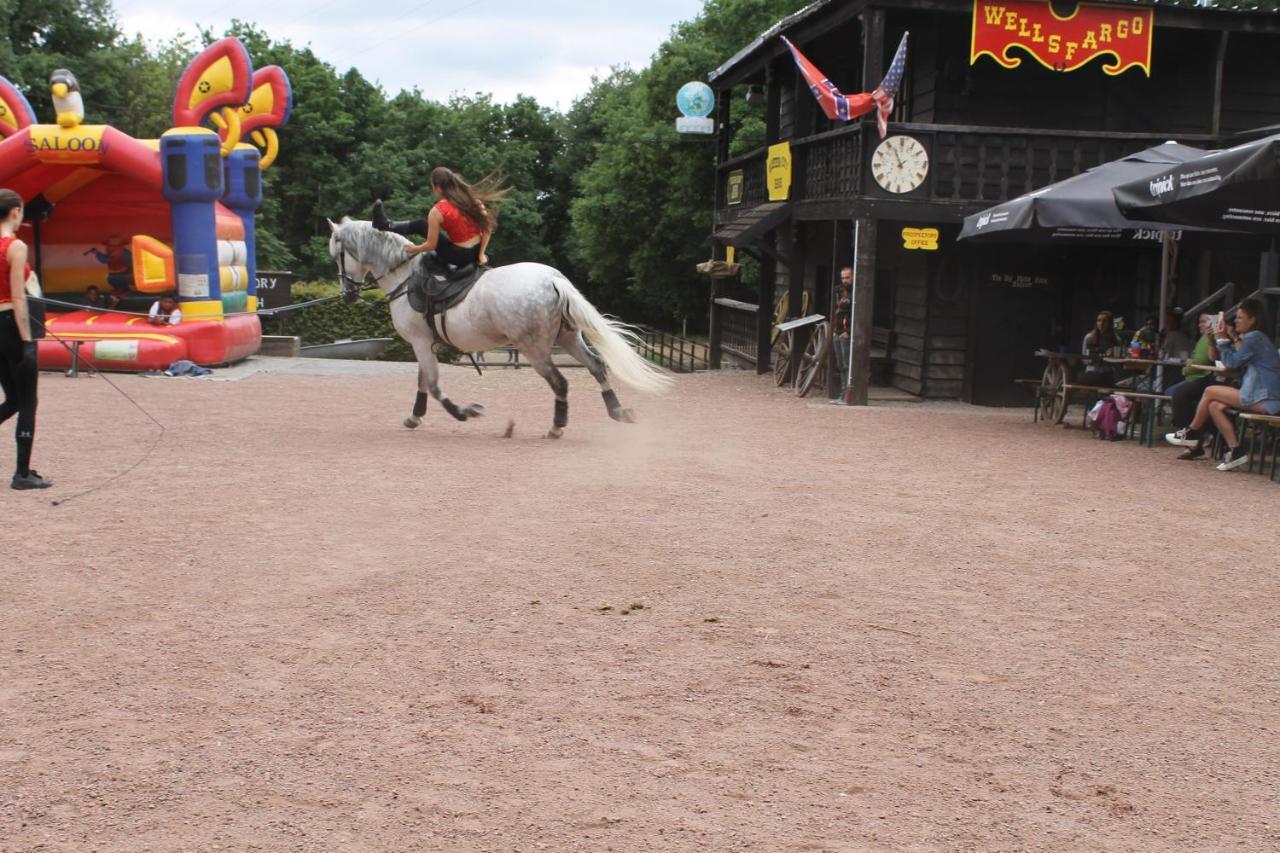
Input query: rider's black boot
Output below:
<box><xmin>371</xmin><ymin>199</ymin><xmax>428</xmax><ymax>238</ymax></box>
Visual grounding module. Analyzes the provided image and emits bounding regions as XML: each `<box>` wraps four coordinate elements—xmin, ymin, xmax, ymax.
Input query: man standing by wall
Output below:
<box><xmin>832</xmin><ymin>266</ymin><xmax>852</xmax><ymax>402</ymax></box>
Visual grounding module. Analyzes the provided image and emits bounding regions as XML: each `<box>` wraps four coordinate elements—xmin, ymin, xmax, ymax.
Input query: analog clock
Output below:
<box><xmin>871</xmin><ymin>135</ymin><xmax>929</xmax><ymax>194</ymax></box>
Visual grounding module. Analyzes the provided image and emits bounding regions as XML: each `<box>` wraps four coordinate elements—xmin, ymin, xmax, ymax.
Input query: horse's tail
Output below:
<box><xmin>553</xmin><ymin>277</ymin><xmax>673</xmax><ymax>394</ymax></box>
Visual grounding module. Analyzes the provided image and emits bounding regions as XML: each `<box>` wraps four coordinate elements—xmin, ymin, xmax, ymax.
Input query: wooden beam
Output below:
<box><xmin>708</xmin><ymin>276</ymin><xmax>723</xmax><ymax>370</ymax></box>
<box><xmin>786</xmin><ymin>221</ymin><xmax>806</xmax><ymax>384</ymax></box>
<box><xmin>757</xmin><ymin>235</ymin><xmax>777</xmax><ymax>376</ymax></box>
<box><xmin>750</xmin><ymin>238</ymin><xmax>792</xmax><ymax>270</ymax></box>
<box><xmin>1211</xmin><ymin>31</ymin><xmax>1229</xmax><ymax>137</ymax></box>
<box><xmin>861</xmin><ymin>7</ymin><xmax>885</xmax><ymax>94</ymax></box>
<box><xmin>715</xmin><ymin>92</ymin><xmax>732</xmax><ymax>199</ymax></box>
<box><xmin>765</xmin><ymin>59</ymin><xmax>782</xmax><ymax>146</ymax></box>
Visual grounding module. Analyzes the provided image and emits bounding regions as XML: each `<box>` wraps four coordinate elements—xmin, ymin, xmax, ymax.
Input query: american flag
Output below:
<box><xmin>781</xmin><ymin>32</ymin><xmax>909</xmax><ymax>139</ymax></box>
<box><xmin>871</xmin><ymin>33</ymin><xmax>909</xmax><ymax>139</ymax></box>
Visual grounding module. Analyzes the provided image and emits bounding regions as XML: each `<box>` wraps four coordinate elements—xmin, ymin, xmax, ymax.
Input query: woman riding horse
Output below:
<box><xmin>371</xmin><ymin>167</ymin><xmax>508</xmax><ymax>269</ymax></box>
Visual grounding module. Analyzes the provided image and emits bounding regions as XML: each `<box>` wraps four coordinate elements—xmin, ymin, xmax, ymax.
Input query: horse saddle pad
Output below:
<box><xmin>406</xmin><ymin>258</ymin><xmax>486</xmax><ymax>317</ymax></box>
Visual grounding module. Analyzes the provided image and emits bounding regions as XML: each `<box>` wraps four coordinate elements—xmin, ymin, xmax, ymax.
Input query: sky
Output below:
<box><xmin>110</xmin><ymin>0</ymin><xmax>709</xmax><ymax>109</ymax></box>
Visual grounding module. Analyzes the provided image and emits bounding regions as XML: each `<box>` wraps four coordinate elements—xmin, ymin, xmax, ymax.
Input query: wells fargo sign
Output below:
<box><xmin>971</xmin><ymin>0</ymin><xmax>1153</xmax><ymax>76</ymax></box>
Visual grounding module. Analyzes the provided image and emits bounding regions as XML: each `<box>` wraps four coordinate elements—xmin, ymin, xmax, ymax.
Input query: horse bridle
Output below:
<box><xmin>336</xmin><ymin>239</ymin><xmax>414</xmax><ymax>305</ymax></box>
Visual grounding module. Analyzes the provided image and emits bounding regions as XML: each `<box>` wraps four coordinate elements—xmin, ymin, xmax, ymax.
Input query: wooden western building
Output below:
<box><xmin>707</xmin><ymin>0</ymin><xmax>1280</xmax><ymax>405</ymax></box>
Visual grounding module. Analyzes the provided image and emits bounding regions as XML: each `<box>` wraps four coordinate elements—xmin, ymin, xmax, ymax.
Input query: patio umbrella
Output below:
<box><xmin>958</xmin><ymin>142</ymin><xmax>1213</xmax><ymax>243</ymax></box>
<box><xmin>959</xmin><ymin>142</ymin><xmax>1231</xmax><ymax>346</ymax></box>
<box><xmin>1113</xmin><ymin>133</ymin><xmax>1280</xmax><ymax>233</ymax></box>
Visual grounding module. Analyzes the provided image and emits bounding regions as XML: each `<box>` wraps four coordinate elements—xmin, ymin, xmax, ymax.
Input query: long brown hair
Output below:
<box><xmin>1236</xmin><ymin>297</ymin><xmax>1270</xmax><ymax>337</ymax></box>
<box><xmin>431</xmin><ymin>167</ymin><xmax>509</xmax><ymax>232</ymax></box>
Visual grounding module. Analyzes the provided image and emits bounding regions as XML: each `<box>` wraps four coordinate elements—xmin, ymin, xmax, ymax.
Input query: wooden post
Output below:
<box><xmin>765</xmin><ymin>60</ymin><xmax>782</xmax><ymax>145</ymax></box>
<box><xmin>844</xmin><ymin>217</ymin><xmax>877</xmax><ymax>406</ymax></box>
<box><xmin>861</xmin><ymin>8</ymin><xmax>885</xmax><ymax>100</ymax></box>
<box><xmin>709</xmin><ymin>278</ymin><xmax>723</xmax><ymax>369</ymax></box>
<box><xmin>787</xmin><ymin>222</ymin><xmax>807</xmax><ymax>384</ymax></box>
<box><xmin>757</xmin><ymin>243</ymin><xmax>776</xmax><ymax>375</ymax></box>
<box><xmin>714</xmin><ymin>90</ymin><xmax>732</xmax><ymax>212</ymax></box>
<box><xmin>716</xmin><ymin>87</ymin><xmax>732</xmax><ymax>163</ymax></box>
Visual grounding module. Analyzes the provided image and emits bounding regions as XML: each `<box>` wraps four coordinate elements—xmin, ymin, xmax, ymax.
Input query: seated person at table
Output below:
<box><xmin>1164</xmin><ymin>312</ymin><xmax>1222</xmax><ymax>457</ymax></box>
<box><xmin>1167</xmin><ymin>298</ymin><xmax>1280</xmax><ymax>470</ymax></box>
<box><xmin>1160</xmin><ymin>308</ymin><xmax>1193</xmax><ymax>361</ymax></box>
<box><xmin>1081</xmin><ymin>310</ymin><xmax>1119</xmax><ymax>387</ymax></box>
<box><xmin>1132</xmin><ymin>314</ymin><xmax>1159</xmax><ymax>358</ymax></box>
<box><xmin>148</xmin><ymin>295</ymin><xmax>181</xmax><ymax>326</ymax></box>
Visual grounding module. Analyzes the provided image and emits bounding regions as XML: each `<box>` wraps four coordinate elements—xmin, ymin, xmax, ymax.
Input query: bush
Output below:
<box><xmin>275</xmin><ymin>280</ymin><xmax>458</xmax><ymax>363</ymax></box>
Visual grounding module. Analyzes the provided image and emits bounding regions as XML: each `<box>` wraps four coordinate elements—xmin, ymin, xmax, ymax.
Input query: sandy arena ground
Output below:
<box><xmin>2</xmin><ymin>359</ymin><xmax>1278</xmax><ymax>851</ymax></box>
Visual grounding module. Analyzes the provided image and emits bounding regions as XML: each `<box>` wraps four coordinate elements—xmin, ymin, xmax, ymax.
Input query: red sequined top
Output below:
<box><xmin>434</xmin><ymin>199</ymin><xmax>485</xmax><ymax>244</ymax></box>
<box><xmin>0</xmin><ymin>235</ymin><xmax>32</xmax><ymax>304</ymax></box>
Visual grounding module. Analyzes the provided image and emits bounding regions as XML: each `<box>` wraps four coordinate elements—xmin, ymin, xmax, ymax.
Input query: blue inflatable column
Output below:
<box><xmin>161</xmin><ymin>127</ymin><xmax>225</xmax><ymax>319</ymax></box>
<box><xmin>223</xmin><ymin>145</ymin><xmax>263</xmax><ymax>313</ymax></box>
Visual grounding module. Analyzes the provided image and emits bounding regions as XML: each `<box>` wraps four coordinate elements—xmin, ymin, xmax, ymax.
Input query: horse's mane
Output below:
<box><xmin>335</xmin><ymin>218</ymin><xmax>410</xmax><ymax>270</ymax></box>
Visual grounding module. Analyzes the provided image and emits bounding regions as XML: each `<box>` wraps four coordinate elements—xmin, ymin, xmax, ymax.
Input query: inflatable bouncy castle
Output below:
<box><xmin>0</xmin><ymin>38</ymin><xmax>292</xmax><ymax>370</ymax></box>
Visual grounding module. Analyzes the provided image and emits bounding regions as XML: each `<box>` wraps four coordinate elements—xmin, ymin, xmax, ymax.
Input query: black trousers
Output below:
<box><xmin>0</xmin><ymin>311</ymin><xmax>37</xmax><ymax>474</ymax></box>
<box><xmin>434</xmin><ymin>235</ymin><xmax>481</xmax><ymax>269</ymax></box>
<box><xmin>1167</xmin><ymin>375</ymin><xmax>1219</xmax><ymax>429</ymax></box>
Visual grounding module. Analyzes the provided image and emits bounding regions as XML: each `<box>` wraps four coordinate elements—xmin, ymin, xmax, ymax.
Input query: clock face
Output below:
<box><xmin>871</xmin><ymin>135</ymin><xmax>929</xmax><ymax>194</ymax></box>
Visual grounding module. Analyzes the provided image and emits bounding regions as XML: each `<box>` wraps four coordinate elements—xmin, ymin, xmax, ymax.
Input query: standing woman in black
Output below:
<box><xmin>0</xmin><ymin>189</ymin><xmax>50</xmax><ymax>489</ymax></box>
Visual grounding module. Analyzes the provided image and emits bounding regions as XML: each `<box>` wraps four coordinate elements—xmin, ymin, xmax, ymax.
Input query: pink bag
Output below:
<box><xmin>1088</xmin><ymin>397</ymin><xmax>1122</xmax><ymax>441</ymax></box>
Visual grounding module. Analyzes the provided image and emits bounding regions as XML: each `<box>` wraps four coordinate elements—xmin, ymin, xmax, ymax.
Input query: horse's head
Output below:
<box><xmin>328</xmin><ymin>217</ymin><xmax>368</xmax><ymax>304</ymax></box>
<box><xmin>329</xmin><ymin>217</ymin><xmax>412</xmax><ymax>304</ymax></box>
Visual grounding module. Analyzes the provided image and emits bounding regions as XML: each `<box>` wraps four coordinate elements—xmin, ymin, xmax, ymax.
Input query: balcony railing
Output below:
<box><xmin>716</xmin><ymin>122</ymin><xmax>1216</xmax><ymax>216</ymax></box>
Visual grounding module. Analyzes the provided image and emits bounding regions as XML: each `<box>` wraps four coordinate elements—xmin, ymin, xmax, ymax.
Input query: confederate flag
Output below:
<box><xmin>781</xmin><ymin>32</ymin><xmax>909</xmax><ymax>139</ymax></box>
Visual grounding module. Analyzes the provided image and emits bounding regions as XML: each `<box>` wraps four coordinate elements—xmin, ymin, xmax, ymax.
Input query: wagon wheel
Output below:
<box><xmin>772</xmin><ymin>331</ymin><xmax>793</xmax><ymax>387</ymax></box>
<box><xmin>771</xmin><ymin>294</ymin><xmax>789</xmax><ymax>346</ymax></box>
<box><xmin>1039</xmin><ymin>361</ymin><xmax>1070</xmax><ymax>425</ymax></box>
<box><xmin>797</xmin><ymin>321</ymin><xmax>832</xmax><ymax>397</ymax></box>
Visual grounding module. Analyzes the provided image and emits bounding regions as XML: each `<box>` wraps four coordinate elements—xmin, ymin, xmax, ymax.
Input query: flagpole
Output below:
<box><xmin>844</xmin><ymin>219</ymin><xmax>860</xmax><ymax>404</ymax></box>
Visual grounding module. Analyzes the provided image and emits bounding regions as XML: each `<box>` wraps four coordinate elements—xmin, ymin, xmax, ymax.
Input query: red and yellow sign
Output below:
<box><xmin>971</xmin><ymin>0</ymin><xmax>1153</xmax><ymax>76</ymax></box>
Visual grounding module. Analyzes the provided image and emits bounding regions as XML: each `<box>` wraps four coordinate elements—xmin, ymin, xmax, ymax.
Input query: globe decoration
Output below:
<box><xmin>677</xmin><ymin>81</ymin><xmax>715</xmax><ymax>118</ymax></box>
<box><xmin>676</xmin><ymin>81</ymin><xmax>715</xmax><ymax>134</ymax></box>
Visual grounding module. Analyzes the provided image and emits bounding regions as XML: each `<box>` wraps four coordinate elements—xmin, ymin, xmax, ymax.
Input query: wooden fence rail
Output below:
<box><xmin>632</xmin><ymin>325</ymin><xmax>710</xmax><ymax>373</ymax></box>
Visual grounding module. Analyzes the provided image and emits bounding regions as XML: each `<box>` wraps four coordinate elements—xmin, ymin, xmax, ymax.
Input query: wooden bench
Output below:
<box><xmin>1239</xmin><ymin>413</ymin><xmax>1280</xmax><ymax>481</ymax></box>
<box><xmin>1016</xmin><ymin>379</ymin><xmax>1170</xmax><ymax>445</ymax></box>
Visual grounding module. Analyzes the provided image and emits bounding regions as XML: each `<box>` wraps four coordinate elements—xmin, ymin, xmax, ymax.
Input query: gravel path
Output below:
<box><xmin>2</xmin><ymin>362</ymin><xmax>1277</xmax><ymax>851</ymax></box>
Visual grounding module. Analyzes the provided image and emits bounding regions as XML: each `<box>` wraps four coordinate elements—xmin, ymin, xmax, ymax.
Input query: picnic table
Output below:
<box><xmin>1029</xmin><ymin>350</ymin><xmax>1174</xmax><ymax>445</ymax></box>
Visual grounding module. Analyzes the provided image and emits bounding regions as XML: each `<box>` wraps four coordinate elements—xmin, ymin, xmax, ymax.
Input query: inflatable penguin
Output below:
<box><xmin>49</xmin><ymin>69</ymin><xmax>83</xmax><ymax>129</ymax></box>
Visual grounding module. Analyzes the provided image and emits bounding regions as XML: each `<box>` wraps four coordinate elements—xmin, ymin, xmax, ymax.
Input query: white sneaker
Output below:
<box><xmin>1217</xmin><ymin>448</ymin><xmax>1250</xmax><ymax>472</ymax></box>
<box><xmin>1165</xmin><ymin>429</ymin><xmax>1199</xmax><ymax>448</ymax></box>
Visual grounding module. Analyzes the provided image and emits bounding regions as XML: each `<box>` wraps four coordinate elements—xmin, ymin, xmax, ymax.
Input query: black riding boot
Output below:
<box><xmin>371</xmin><ymin>199</ymin><xmax>428</xmax><ymax>238</ymax></box>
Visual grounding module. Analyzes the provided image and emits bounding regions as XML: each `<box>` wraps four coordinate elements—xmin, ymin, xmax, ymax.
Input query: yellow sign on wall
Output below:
<box><xmin>767</xmin><ymin>141</ymin><xmax>792</xmax><ymax>202</ymax></box>
<box><xmin>726</xmin><ymin>170</ymin><xmax>744</xmax><ymax>206</ymax></box>
<box><xmin>902</xmin><ymin>227</ymin><xmax>940</xmax><ymax>251</ymax></box>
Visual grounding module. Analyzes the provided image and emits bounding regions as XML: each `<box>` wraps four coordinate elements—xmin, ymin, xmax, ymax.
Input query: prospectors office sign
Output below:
<box><xmin>971</xmin><ymin>0</ymin><xmax>1153</xmax><ymax>76</ymax></box>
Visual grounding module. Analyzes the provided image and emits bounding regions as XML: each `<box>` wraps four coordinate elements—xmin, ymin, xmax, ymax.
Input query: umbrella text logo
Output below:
<box><xmin>1149</xmin><ymin>175</ymin><xmax>1175</xmax><ymax>197</ymax></box>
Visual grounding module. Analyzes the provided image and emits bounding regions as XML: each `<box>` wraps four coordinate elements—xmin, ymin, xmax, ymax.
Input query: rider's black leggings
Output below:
<box><xmin>435</xmin><ymin>235</ymin><xmax>481</xmax><ymax>269</ymax></box>
<box><xmin>0</xmin><ymin>311</ymin><xmax>37</xmax><ymax>476</ymax></box>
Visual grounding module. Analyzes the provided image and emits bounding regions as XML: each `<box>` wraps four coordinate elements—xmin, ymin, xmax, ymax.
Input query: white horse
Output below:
<box><xmin>328</xmin><ymin>218</ymin><xmax>671</xmax><ymax>437</ymax></box>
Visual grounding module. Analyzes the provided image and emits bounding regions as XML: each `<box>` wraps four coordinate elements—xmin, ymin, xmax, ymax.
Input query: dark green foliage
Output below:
<box><xmin>27</xmin><ymin>0</ymin><xmax>1271</xmax><ymax>334</ymax></box>
<box><xmin>275</xmin><ymin>282</ymin><xmax>459</xmax><ymax>363</ymax></box>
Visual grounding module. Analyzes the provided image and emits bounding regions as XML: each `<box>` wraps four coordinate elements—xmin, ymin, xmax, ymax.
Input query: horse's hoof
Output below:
<box><xmin>546</xmin><ymin>427</ymin><xmax>564</xmax><ymax>440</ymax></box>
<box><xmin>617</xmin><ymin>408</ymin><xmax>638</xmax><ymax>424</ymax></box>
<box><xmin>464</xmin><ymin>403</ymin><xmax>486</xmax><ymax>418</ymax></box>
<box><xmin>404</xmin><ymin>416</ymin><xmax>422</xmax><ymax>429</ymax></box>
